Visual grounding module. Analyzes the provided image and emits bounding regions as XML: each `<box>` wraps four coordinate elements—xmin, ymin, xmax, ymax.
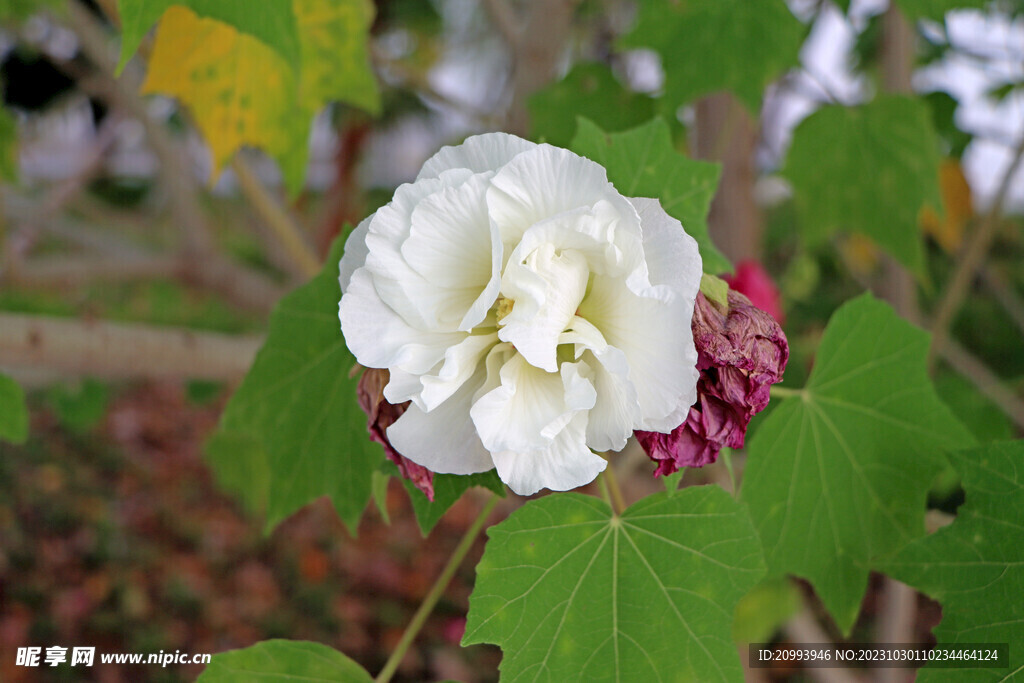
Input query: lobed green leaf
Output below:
<box><xmin>784</xmin><ymin>96</ymin><xmax>943</xmax><ymax>277</ymax></box>
<box><xmin>464</xmin><ymin>488</ymin><xmax>765</xmax><ymax>682</ymax></box>
<box><xmin>742</xmin><ymin>294</ymin><xmax>975</xmax><ymax>633</ymax></box>
<box><xmin>882</xmin><ymin>440</ymin><xmax>1024</xmax><ymax>681</ymax></box>
<box><xmin>619</xmin><ymin>0</ymin><xmax>804</xmax><ymax>111</ymax></box>
<box><xmin>206</xmin><ymin>239</ymin><xmax>383</xmax><ymax>535</ymax></box>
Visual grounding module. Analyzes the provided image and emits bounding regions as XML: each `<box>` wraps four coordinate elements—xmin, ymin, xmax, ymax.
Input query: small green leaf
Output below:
<box><xmin>528</xmin><ymin>63</ymin><xmax>657</xmax><ymax>148</ymax></box>
<box><xmin>464</xmin><ymin>488</ymin><xmax>765</xmax><ymax>682</ymax></box>
<box><xmin>197</xmin><ymin>639</ymin><xmax>373</xmax><ymax>682</ymax></box>
<box><xmin>571</xmin><ymin>117</ymin><xmax>730</xmax><ymax>274</ymax></box>
<box><xmin>784</xmin><ymin>96</ymin><xmax>943</xmax><ymax>276</ymax></box>
<box><xmin>619</xmin><ymin>0</ymin><xmax>804</xmax><ymax>111</ymax></box>
<box><xmin>882</xmin><ymin>441</ymin><xmax>1024</xmax><ymax>681</ymax></box>
<box><xmin>741</xmin><ymin>294</ymin><xmax>975</xmax><ymax>633</ymax></box>
<box><xmin>0</xmin><ymin>373</ymin><xmax>28</xmax><ymax>444</ymax></box>
<box><xmin>117</xmin><ymin>0</ymin><xmax>301</xmax><ymax>72</ymax></box>
<box><xmin>381</xmin><ymin>461</ymin><xmax>505</xmax><ymax>536</ymax></box>
<box><xmin>208</xmin><ymin>239</ymin><xmax>383</xmax><ymax>535</ymax></box>
<box><xmin>0</xmin><ymin>0</ymin><xmax>65</xmax><ymax>20</ymax></box>
<box><xmin>48</xmin><ymin>379</ymin><xmax>109</xmax><ymax>433</ymax></box>
<box><xmin>0</xmin><ymin>106</ymin><xmax>17</xmax><ymax>182</ymax></box>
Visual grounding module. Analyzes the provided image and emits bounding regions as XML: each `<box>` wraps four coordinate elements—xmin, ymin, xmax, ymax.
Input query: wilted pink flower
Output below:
<box><xmin>723</xmin><ymin>260</ymin><xmax>784</xmax><ymax>325</ymax></box>
<box><xmin>357</xmin><ymin>367</ymin><xmax>435</xmax><ymax>500</ymax></box>
<box><xmin>636</xmin><ymin>289</ymin><xmax>788</xmax><ymax>475</ymax></box>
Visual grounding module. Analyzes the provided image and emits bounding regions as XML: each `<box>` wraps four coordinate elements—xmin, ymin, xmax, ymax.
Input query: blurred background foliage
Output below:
<box><xmin>0</xmin><ymin>0</ymin><xmax>1022</xmax><ymax>680</ymax></box>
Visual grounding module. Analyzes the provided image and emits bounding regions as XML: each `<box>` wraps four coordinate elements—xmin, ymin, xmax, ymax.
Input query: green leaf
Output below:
<box><xmin>197</xmin><ymin>639</ymin><xmax>373</xmax><ymax>682</ymax></box>
<box><xmin>207</xmin><ymin>238</ymin><xmax>383</xmax><ymax>535</ymax></box>
<box><xmin>619</xmin><ymin>0</ymin><xmax>804</xmax><ymax>111</ymax></box>
<box><xmin>205</xmin><ymin>430</ymin><xmax>270</xmax><ymax>516</ymax></box>
<box><xmin>117</xmin><ymin>0</ymin><xmax>301</xmax><ymax>72</ymax></box>
<box><xmin>895</xmin><ymin>0</ymin><xmax>988</xmax><ymax>21</ymax></box>
<box><xmin>934</xmin><ymin>372</ymin><xmax>1013</xmax><ymax>443</ymax></box>
<box><xmin>0</xmin><ymin>106</ymin><xmax>17</xmax><ymax>182</ymax></box>
<box><xmin>528</xmin><ymin>63</ymin><xmax>657</xmax><ymax>148</ymax></box>
<box><xmin>882</xmin><ymin>441</ymin><xmax>1024</xmax><ymax>681</ymax></box>
<box><xmin>741</xmin><ymin>294</ymin><xmax>976</xmax><ymax>633</ymax></box>
<box><xmin>48</xmin><ymin>379</ymin><xmax>109</xmax><ymax>433</ymax></box>
<box><xmin>0</xmin><ymin>373</ymin><xmax>28</xmax><ymax>444</ymax></box>
<box><xmin>732</xmin><ymin>577</ymin><xmax>801</xmax><ymax>644</ymax></box>
<box><xmin>571</xmin><ymin>117</ymin><xmax>730</xmax><ymax>274</ymax></box>
<box><xmin>784</xmin><ymin>96</ymin><xmax>943</xmax><ymax>276</ymax></box>
<box><xmin>464</xmin><ymin>488</ymin><xmax>765</xmax><ymax>682</ymax></box>
<box><xmin>387</xmin><ymin>463</ymin><xmax>505</xmax><ymax>536</ymax></box>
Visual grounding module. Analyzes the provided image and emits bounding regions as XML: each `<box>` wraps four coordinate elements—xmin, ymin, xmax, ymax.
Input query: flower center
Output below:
<box><xmin>496</xmin><ymin>295</ymin><xmax>515</xmax><ymax>323</ymax></box>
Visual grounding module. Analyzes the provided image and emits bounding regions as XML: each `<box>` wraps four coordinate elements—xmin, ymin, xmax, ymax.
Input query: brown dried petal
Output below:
<box><xmin>356</xmin><ymin>368</ymin><xmax>435</xmax><ymax>500</ymax></box>
<box><xmin>636</xmin><ymin>290</ymin><xmax>788</xmax><ymax>475</ymax></box>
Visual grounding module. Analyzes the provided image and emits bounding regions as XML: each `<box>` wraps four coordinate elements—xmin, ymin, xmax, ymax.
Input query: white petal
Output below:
<box><xmin>402</xmin><ymin>173</ymin><xmax>503</xmax><ymax>331</ymax></box>
<box><xmin>470</xmin><ymin>353</ymin><xmax>595</xmax><ymax>454</ymax></box>
<box><xmin>629</xmin><ymin>197</ymin><xmax>703</xmax><ymax>294</ymax></box>
<box><xmin>487</xmin><ymin>145</ymin><xmax>625</xmax><ymax>246</ymax></box>
<box><xmin>579</xmin><ymin>274</ymin><xmax>699</xmax><ymax>433</ymax></box>
<box><xmin>387</xmin><ymin>365</ymin><xmax>495</xmax><ymax>475</ymax></box>
<box><xmin>420</xmin><ymin>333</ymin><xmax>499</xmax><ymax>411</ymax></box>
<box><xmin>499</xmin><ymin>244</ymin><xmax>589</xmax><ymax>372</ymax></box>
<box><xmin>490</xmin><ymin>414</ymin><xmax>607</xmax><ymax>496</ymax></box>
<box><xmin>339</xmin><ymin>267</ymin><xmax>465</xmax><ymax>374</ymax></box>
<box><xmin>364</xmin><ymin>171</ymin><xmax>474</xmax><ymax>331</ymax></box>
<box><xmin>417</xmin><ymin>132</ymin><xmax>536</xmax><ymax>181</ymax></box>
<box><xmin>338</xmin><ymin>215</ymin><xmax>372</xmax><ymax>292</ymax></box>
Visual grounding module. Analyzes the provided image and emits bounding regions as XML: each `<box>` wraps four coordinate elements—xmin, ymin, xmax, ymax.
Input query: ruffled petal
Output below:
<box><xmin>387</xmin><ymin>365</ymin><xmax>495</xmax><ymax>475</ymax></box>
<box><xmin>499</xmin><ymin>244</ymin><xmax>589</xmax><ymax>372</ymax></box>
<box><xmin>338</xmin><ymin>215</ymin><xmax>372</xmax><ymax>292</ymax></box>
<box><xmin>487</xmin><ymin>145</ymin><xmax>625</xmax><ymax>247</ymax></box>
<box><xmin>490</xmin><ymin>414</ymin><xmax>607</xmax><ymax>496</ymax></box>
<box><xmin>403</xmin><ymin>173</ymin><xmax>502</xmax><ymax>331</ymax></box>
<box><xmin>470</xmin><ymin>353</ymin><xmax>596</xmax><ymax>454</ymax></box>
<box><xmin>417</xmin><ymin>132</ymin><xmax>536</xmax><ymax>180</ymax></box>
<box><xmin>339</xmin><ymin>267</ymin><xmax>466</xmax><ymax>374</ymax></box>
<box><xmin>579</xmin><ymin>274</ymin><xmax>698</xmax><ymax>433</ymax></box>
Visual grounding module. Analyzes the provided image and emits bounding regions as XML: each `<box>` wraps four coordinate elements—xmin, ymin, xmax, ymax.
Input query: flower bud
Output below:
<box><xmin>357</xmin><ymin>367</ymin><xmax>435</xmax><ymax>500</ymax></box>
<box><xmin>636</xmin><ymin>289</ymin><xmax>788</xmax><ymax>475</ymax></box>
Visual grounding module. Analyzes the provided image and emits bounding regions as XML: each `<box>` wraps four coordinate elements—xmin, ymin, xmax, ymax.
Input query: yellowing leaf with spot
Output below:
<box><xmin>142</xmin><ymin>0</ymin><xmax>378</xmax><ymax>195</ymax></box>
<box><xmin>920</xmin><ymin>159</ymin><xmax>973</xmax><ymax>253</ymax></box>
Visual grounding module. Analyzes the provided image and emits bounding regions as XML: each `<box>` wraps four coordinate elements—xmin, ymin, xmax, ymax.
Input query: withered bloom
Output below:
<box><xmin>636</xmin><ymin>289</ymin><xmax>788</xmax><ymax>475</ymax></box>
<box><xmin>357</xmin><ymin>367</ymin><xmax>435</xmax><ymax>500</ymax></box>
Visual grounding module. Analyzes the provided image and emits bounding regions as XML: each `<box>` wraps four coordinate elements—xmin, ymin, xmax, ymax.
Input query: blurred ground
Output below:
<box><xmin>0</xmin><ymin>380</ymin><xmax>501</xmax><ymax>682</ymax></box>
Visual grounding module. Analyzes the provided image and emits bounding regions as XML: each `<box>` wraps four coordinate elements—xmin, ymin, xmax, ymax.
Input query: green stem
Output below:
<box><xmin>374</xmin><ymin>493</ymin><xmax>500</xmax><ymax>683</ymax></box>
<box><xmin>770</xmin><ymin>386</ymin><xmax>802</xmax><ymax>399</ymax></box>
<box><xmin>603</xmin><ymin>466</ymin><xmax>627</xmax><ymax>516</ymax></box>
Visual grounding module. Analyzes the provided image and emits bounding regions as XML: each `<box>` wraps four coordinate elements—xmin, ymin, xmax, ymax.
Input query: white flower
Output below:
<box><xmin>338</xmin><ymin>133</ymin><xmax>702</xmax><ymax>496</ymax></box>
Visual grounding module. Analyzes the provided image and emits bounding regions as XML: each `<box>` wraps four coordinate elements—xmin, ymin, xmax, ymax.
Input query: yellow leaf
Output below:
<box><xmin>920</xmin><ymin>158</ymin><xmax>973</xmax><ymax>253</ymax></box>
<box><xmin>141</xmin><ymin>0</ymin><xmax>379</xmax><ymax>193</ymax></box>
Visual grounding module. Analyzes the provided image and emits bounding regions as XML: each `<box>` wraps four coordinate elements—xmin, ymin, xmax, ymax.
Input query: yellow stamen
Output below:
<box><xmin>496</xmin><ymin>295</ymin><xmax>515</xmax><ymax>323</ymax></box>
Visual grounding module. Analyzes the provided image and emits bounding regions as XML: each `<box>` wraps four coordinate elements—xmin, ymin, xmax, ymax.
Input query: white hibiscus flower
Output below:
<box><xmin>338</xmin><ymin>133</ymin><xmax>702</xmax><ymax>496</ymax></box>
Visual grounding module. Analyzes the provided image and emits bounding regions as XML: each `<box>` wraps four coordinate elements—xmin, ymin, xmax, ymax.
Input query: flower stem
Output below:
<box><xmin>602</xmin><ymin>466</ymin><xmax>627</xmax><ymax>516</ymax></box>
<box><xmin>374</xmin><ymin>493</ymin><xmax>500</xmax><ymax>683</ymax></box>
<box><xmin>770</xmin><ymin>385</ymin><xmax>803</xmax><ymax>399</ymax></box>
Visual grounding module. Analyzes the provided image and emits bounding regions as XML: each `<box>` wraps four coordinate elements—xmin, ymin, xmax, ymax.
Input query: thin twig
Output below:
<box><xmin>980</xmin><ymin>265</ymin><xmax>1024</xmax><ymax>337</ymax></box>
<box><xmin>784</xmin><ymin>608</ymin><xmax>867</xmax><ymax>683</ymax></box>
<box><xmin>0</xmin><ymin>313</ymin><xmax>263</xmax><ymax>381</ymax></box>
<box><xmin>939</xmin><ymin>337</ymin><xmax>1024</xmax><ymax>432</ymax></box>
<box><xmin>231</xmin><ymin>158</ymin><xmax>321</xmax><ymax>279</ymax></box>
<box><xmin>929</xmin><ymin>132</ymin><xmax>1024</xmax><ymax>369</ymax></box>
<box><xmin>374</xmin><ymin>493</ymin><xmax>500</xmax><ymax>683</ymax></box>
